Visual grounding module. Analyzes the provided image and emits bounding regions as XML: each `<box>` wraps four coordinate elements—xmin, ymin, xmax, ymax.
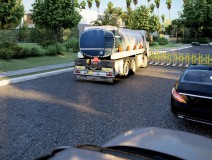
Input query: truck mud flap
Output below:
<box><xmin>75</xmin><ymin>75</ymin><xmax>114</xmax><ymax>83</ymax></box>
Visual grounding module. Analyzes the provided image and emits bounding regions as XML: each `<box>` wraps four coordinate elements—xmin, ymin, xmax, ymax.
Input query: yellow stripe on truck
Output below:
<box><xmin>102</xmin><ymin>68</ymin><xmax>113</xmax><ymax>72</ymax></box>
<box><xmin>75</xmin><ymin>66</ymin><xmax>85</xmax><ymax>69</ymax></box>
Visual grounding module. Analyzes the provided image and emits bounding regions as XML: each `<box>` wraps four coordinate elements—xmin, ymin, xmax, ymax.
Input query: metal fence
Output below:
<box><xmin>148</xmin><ymin>52</ymin><xmax>212</xmax><ymax>67</ymax></box>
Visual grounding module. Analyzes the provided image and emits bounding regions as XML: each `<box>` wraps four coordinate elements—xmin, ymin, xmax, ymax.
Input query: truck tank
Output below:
<box><xmin>79</xmin><ymin>26</ymin><xmax>146</xmax><ymax>58</ymax></box>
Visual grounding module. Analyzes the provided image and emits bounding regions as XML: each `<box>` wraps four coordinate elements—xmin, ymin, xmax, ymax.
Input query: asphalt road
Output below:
<box><xmin>0</xmin><ymin>66</ymin><xmax>212</xmax><ymax>160</ymax></box>
<box><xmin>169</xmin><ymin>45</ymin><xmax>212</xmax><ymax>54</ymax></box>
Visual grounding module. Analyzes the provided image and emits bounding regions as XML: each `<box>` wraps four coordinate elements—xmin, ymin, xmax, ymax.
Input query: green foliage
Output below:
<box><xmin>149</xmin><ymin>41</ymin><xmax>158</xmax><ymax>46</ymax></box>
<box><xmin>87</xmin><ymin>0</ymin><xmax>93</xmax><ymax>9</ymax></box>
<box><xmin>132</xmin><ymin>5</ymin><xmax>150</xmax><ymax>30</ymax></box>
<box><xmin>133</xmin><ymin>0</ymin><xmax>138</xmax><ymax>7</ymax></box>
<box><xmin>126</xmin><ymin>0</ymin><xmax>132</xmax><ymax>9</ymax></box>
<box><xmin>166</xmin><ymin>0</ymin><xmax>172</xmax><ymax>10</ymax></box>
<box><xmin>0</xmin><ymin>30</ymin><xmax>17</xmax><ymax>43</ymax></box>
<box><xmin>30</xmin><ymin>28</ymin><xmax>55</xmax><ymax>43</ymax></box>
<box><xmin>150</xmin><ymin>3</ymin><xmax>155</xmax><ymax>14</ymax></box>
<box><xmin>0</xmin><ymin>42</ymin><xmax>23</xmax><ymax>59</ymax></box>
<box><xmin>39</xmin><ymin>40</ymin><xmax>56</xmax><ymax>49</ymax></box>
<box><xmin>18</xmin><ymin>24</ymin><xmax>31</xmax><ymax>42</ymax></box>
<box><xmin>46</xmin><ymin>43</ymin><xmax>66</xmax><ymax>55</ymax></box>
<box><xmin>0</xmin><ymin>0</ymin><xmax>24</xmax><ymax>29</ymax></box>
<box><xmin>92</xmin><ymin>7</ymin><xmax>123</xmax><ymax>27</ymax></box>
<box><xmin>149</xmin><ymin>15</ymin><xmax>161</xmax><ymax>32</ymax></box>
<box><xmin>161</xmin><ymin>14</ymin><xmax>165</xmax><ymax>23</ymax></box>
<box><xmin>181</xmin><ymin>0</ymin><xmax>212</xmax><ymax>39</ymax></box>
<box><xmin>157</xmin><ymin>37</ymin><xmax>168</xmax><ymax>45</ymax></box>
<box><xmin>95</xmin><ymin>0</ymin><xmax>101</xmax><ymax>12</ymax></box>
<box><xmin>80</xmin><ymin>1</ymin><xmax>86</xmax><ymax>9</ymax></box>
<box><xmin>197</xmin><ymin>37</ymin><xmax>211</xmax><ymax>44</ymax></box>
<box><xmin>31</xmin><ymin>0</ymin><xmax>81</xmax><ymax>42</ymax></box>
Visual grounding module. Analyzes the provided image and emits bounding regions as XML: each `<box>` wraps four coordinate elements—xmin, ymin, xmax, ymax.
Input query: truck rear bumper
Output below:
<box><xmin>75</xmin><ymin>75</ymin><xmax>114</xmax><ymax>83</ymax></box>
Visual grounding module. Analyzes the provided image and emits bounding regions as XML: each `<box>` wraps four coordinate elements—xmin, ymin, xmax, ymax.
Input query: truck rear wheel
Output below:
<box><xmin>141</xmin><ymin>55</ymin><xmax>148</xmax><ymax>68</ymax></box>
<box><xmin>131</xmin><ymin>59</ymin><xmax>136</xmax><ymax>73</ymax></box>
<box><xmin>123</xmin><ymin>61</ymin><xmax>130</xmax><ymax>77</ymax></box>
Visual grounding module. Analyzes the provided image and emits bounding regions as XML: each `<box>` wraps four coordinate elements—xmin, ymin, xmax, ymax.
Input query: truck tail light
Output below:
<box><xmin>172</xmin><ymin>88</ymin><xmax>187</xmax><ymax>104</ymax></box>
<box><xmin>75</xmin><ymin>70</ymin><xmax>80</xmax><ymax>74</ymax></box>
<box><xmin>106</xmin><ymin>72</ymin><xmax>113</xmax><ymax>76</ymax></box>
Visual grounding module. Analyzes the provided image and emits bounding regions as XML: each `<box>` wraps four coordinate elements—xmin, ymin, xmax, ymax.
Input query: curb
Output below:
<box><xmin>151</xmin><ymin>46</ymin><xmax>193</xmax><ymax>54</ymax></box>
<box><xmin>0</xmin><ymin>68</ymin><xmax>74</xmax><ymax>87</ymax></box>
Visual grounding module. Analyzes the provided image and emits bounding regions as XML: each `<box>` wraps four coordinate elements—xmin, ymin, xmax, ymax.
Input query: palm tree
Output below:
<box><xmin>161</xmin><ymin>14</ymin><xmax>165</xmax><ymax>23</ymax></box>
<box><xmin>150</xmin><ymin>3</ymin><xmax>155</xmax><ymax>14</ymax></box>
<box><xmin>95</xmin><ymin>0</ymin><xmax>100</xmax><ymax>13</ymax></box>
<box><xmin>147</xmin><ymin>0</ymin><xmax>151</xmax><ymax>7</ymax></box>
<box><xmin>133</xmin><ymin>0</ymin><xmax>138</xmax><ymax>8</ymax></box>
<box><xmin>166</xmin><ymin>0</ymin><xmax>172</xmax><ymax>22</ymax></box>
<box><xmin>92</xmin><ymin>7</ymin><xmax>123</xmax><ymax>27</ymax></box>
<box><xmin>107</xmin><ymin>1</ymin><xmax>114</xmax><ymax>14</ymax></box>
<box><xmin>154</xmin><ymin>0</ymin><xmax>160</xmax><ymax>17</ymax></box>
<box><xmin>80</xmin><ymin>1</ymin><xmax>86</xmax><ymax>9</ymax></box>
<box><xmin>126</xmin><ymin>0</ymin><xmax>132</xmax><ymax>9</ymax></box>
<box><xmin>87</xmin><ymin>0</ymin><xmax>93</xmax><ymax>10</ymax></box>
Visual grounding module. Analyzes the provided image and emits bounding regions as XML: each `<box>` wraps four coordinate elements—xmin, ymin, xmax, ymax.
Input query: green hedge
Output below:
<box><xmin>0</xmin><ymin>30</ymin><xmax>18</xmax><ymax>43</ymax></box>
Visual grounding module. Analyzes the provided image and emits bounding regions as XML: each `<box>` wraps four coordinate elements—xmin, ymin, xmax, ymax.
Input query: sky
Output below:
<box><xmin>22</xmin><ymin>0</ymin><xmax>183</xmax><ymax>20</ymax></box>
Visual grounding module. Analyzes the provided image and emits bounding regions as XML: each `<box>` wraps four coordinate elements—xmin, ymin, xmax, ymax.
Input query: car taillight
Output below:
<box><xmin>172</xmin><ymin>88</ymin><xmax>187</xmax><ymax>103</ymax></box>
<box><xmin>106</xmin><ymin>72</ymin><xmax>113</xmax><ymax>76</ymax></box>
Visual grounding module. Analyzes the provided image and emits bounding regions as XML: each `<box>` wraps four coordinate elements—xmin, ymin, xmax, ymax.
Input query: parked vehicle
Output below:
<box><xmin>74</xmin><ymin>26</ymin><xmax>149</xmax><ymax>83</ymax></box>
<box><xmin>191</xmin><ymin>42</ymin><xmax>200</xmax><ymax>46</ymax></box>
<box><xmin>36</xmin><ymin>127</ymin><xmax>212</xmax><ymax>160</ymax></box>
<box><xmin>171</xmin><ymin>64</ymin><xmax>212</xmax><ymax>124</ymax></box>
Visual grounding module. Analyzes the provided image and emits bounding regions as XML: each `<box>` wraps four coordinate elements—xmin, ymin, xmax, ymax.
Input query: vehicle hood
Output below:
<box><xmin>103</xmin><ymin>127</ymin><xmax>212</xmax><ymax>160</ymax></box>
<box><xmin>50</xmin><ymin>147</ymin><xmax>127</xmax><ymax>160</ymax></box>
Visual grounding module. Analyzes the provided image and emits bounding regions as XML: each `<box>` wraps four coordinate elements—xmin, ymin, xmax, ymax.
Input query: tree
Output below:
<box><xmin>150</xmin><ymin>3</ymin><xmax>155</xmax><ymax>14</ymax></box>
<box><xmin>181</xmin><ymin>0</ymin><xmax>211</xmax><ymax>40</ymax></box>
<box><xmin>132</xmin><ymin>5</ymin><xmax>150</xmax><ymax>30</ymax></box>
<box><xmin>31</xmin><ymin>0</ymin><xmax>81</xmax><ymax>42</ymax></box>
<box><xmin>0</xmin><ymin>0</ymin><xmax>24</xmax><ymax>29</ymax></box>
<box><xmin>122</xmin><ymin>8</ymin><xmax>134</xmax><ymax>29</ymax></box>
<box><xmin>166</xmin><ymin>0</ymin><xmax>172</xmax><ymax>22</ymax></box>
<box><xmin>126</xmin><ymin>0</ymin><xmax>132</xmax><ymax>9</ymax></box>
<box><xmin>147</xmin><ymin>0</ymin><xmax>151</xmax><ymax>7</ymax></box>
<box><xmin>161</xmin><ymin>14</ymin><xmax>165</xmax><ymax>23</ymax></box>
<box><xmin>80</xmin><ymin>1</ymin><xmax>86</xmax><ymax>9</ymax></box>
<box><xmin>149</xmin><ymin>15</ymin><xmax>161</xmax><ymax>33</ymax></box>
<box><xmin>87</xmin><ymin>0</ymin><xmax>93</xmax><ymax>9</ymax></box>
<box><xmin>107</xmin><ymin>1</ymin><xmax>114</xmax><ymax>13</ymax></box>
<box><xmin>92</xmin><ymin>7</ymin><xmax>123</xmax><ymax>27</ymax></box>
<box><xmin>95</xmin><ymin>0</ymin><xmax>100</xmax><ymax>13</ymax></box>
<box><xmin>172</xmin><ymin>19</ymin><xmax>183</xmax><ymax>38</ymax></box>
<box><xmin>154</xmin><ymin>0</ymin><xmax>160</xmax><ymax>17</ymax></box>
<box><xmin>133</xmin><ymin>0</ymin><xmax>138</xmax><ymax>8</ymax></box>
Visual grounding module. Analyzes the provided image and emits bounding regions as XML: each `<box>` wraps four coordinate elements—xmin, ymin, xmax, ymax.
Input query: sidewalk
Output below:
<box><xmin>0</xmin><ymin>62</ymin><xmax>75</xmax><ymax>79</ymax></box>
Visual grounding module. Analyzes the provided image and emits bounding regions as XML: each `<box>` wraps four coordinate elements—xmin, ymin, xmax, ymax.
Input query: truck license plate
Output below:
<box><xmin>88</xmin><ymin>71</ymin><xmax>94</xmax><ymax>74</ymax></box>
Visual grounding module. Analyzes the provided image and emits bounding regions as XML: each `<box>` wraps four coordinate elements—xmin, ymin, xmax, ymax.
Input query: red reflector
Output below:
<box><xmin>172</xmin><ymin>88</ymin><xmax>187</xmax><ymax>103</ymax></box>
<box><xmin>75</xmin><ymin>70</ymin><xmax>80</xmax><ymax>73</ymax></box>
<box><xmin>93</xmin><ymin>56</ymin><xmax>100</xmax><ymax>63</ymax></box>
<box><xmin>106</xmin><ymin>72</ymin><xmax>113</xmax><ymax>76</ymax></box>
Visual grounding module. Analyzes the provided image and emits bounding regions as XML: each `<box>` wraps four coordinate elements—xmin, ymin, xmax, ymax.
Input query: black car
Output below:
<box><xmin>36</xmin><ymin>127</ymin><xmax>212</xmax><ymax>160</ymax></box>
<box><xmin>171</xmin><ymin>64</ymin><xmax>212</xmax><ymax>124</ymax></box>
<box><xmin>191</xmin><ymin>42</ymin><xmax>201</xmax><ymax>46</ymax></box>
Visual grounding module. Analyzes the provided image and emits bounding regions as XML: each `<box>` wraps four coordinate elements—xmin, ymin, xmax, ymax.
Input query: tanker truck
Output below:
<box><xmin>74</xmin><ymin>26</ymin><xmax>149</xmax><ymax>83</ymax></box>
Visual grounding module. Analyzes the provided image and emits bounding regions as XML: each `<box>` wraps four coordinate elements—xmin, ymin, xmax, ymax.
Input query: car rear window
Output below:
<box><xmin>181</xmin><ymin>70</ymin><xmax>212</xmax><ymax>85</ymax></box>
